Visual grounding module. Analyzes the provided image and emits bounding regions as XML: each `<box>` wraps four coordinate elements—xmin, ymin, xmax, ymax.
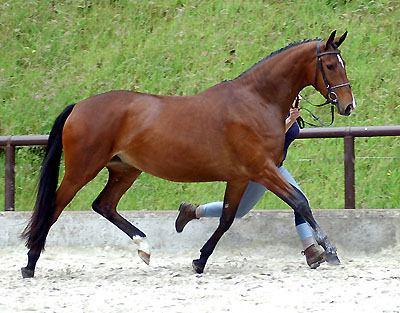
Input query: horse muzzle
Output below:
<box><xmin>343</xmin><ymin>103</ymin><xmax>355</xmax><ymax>116</ymax></box>
<box><xmin>331</xmin><ymin>91</ymin><xmax>356</xmax><ymax>116</ymax></box>
<box><xmin>336</xmin><ymin>102</ymin><xmax>355</xmax><ymax>116</ymax></box>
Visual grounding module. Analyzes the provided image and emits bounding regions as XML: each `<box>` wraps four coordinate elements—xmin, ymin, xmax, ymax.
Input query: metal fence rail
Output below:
<box><xmin>1</xmin><ymin>125</ymin><xmax>400</xmax><ymax>211</ymax></box>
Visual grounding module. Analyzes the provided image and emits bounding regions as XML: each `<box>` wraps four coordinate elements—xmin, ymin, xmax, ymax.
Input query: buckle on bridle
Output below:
<box><xmin>329</xmin><ymin>91</ymin><xmax>338</xmax><ymax>104</ymax></box>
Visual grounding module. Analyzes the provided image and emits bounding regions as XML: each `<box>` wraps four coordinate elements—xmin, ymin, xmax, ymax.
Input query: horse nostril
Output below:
<box><xmin>345</xmin><ymin>104</ymin><xmax>353</xmax><ymax>115</ymax></box>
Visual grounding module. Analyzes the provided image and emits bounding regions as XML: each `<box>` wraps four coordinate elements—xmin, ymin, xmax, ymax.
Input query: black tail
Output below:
<box><xmin>22</xmin><ymin>104</ymin><xmax>75</xmax><ymax>251</ymax></box>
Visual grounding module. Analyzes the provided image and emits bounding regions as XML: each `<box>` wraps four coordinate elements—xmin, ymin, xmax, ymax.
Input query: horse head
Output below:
<box><xmin>314</xmin><ymin>30</ymin><xmax>356</xmax><ymax>116</ymax></box>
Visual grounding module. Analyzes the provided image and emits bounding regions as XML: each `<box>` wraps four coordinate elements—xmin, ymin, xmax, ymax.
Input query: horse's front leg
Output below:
<box><xmin>193</xmin><ymin>181</ymin><xmax>248</xmax><ymax>274</ymax></box>
<box><xmin>290</xmin><ymin>188</ymin><xmax>340</xmax><ymax>264</ymax></box>
<box><xmin>256</xmin><ymin>167</ymin><xmax>340</xmax><ymax>266</ymax></box>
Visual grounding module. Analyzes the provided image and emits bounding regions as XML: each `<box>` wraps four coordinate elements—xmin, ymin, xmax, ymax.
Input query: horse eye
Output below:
<box><xmin>326</xmin><ymin>64</ymin><xmax>335</xmax><ymax>70</ymax></box>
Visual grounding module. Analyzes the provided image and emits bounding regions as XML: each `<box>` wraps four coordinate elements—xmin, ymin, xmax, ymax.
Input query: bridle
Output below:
<box><xmin>314</xmin><ymin>40</ymin><xmax>351</xmax><ymax>106</ymax></box>
<box><xmin>294</xmin><ymin>40</ymin><xmax>351</xmax><ymax>128</ymax></box>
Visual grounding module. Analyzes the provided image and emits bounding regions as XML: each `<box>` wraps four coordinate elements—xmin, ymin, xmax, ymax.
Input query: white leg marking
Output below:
<box><xmin>133</xmin><ymin>236</ymin><xmax>151</xmax><ymax>255</ymax></box>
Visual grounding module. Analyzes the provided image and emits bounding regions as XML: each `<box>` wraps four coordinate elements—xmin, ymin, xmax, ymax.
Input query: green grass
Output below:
<box><xmin>1</xmin><ymin>0</ymin><xmax>399</xmax><ymax>211</ymax></box>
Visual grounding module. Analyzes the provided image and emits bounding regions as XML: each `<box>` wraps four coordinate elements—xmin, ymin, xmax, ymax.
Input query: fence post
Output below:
<box><xmin>5</xmin><ymin>144</ymin><xmax>16</xmax><ymax>211</ymax></box>
<box><xmin>344</xmin><ymin>133</ymin><xmax>355</xmax><ymax>209</ymax></box>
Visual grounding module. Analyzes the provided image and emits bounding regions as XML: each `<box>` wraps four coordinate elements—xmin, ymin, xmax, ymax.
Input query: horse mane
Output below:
<box><xmin>231</xmin><ymin>38</ymin><xmax>321</xmax><ymax>80</ymax></box>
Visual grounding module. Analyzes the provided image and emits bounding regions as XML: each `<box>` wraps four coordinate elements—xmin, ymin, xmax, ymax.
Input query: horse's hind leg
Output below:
<box><xmin>92</xmin><ymin>160</ymin><xmax>150</xmax><ymax>264</ymax></box>
<box><xmin>192</xmin><ymin>180</ymin><xmax>248</xmax><ymax>274</ymax></box>
<box><xmin>22</xmin><ymin>162</ymin><xmax>106</xmax><ymax>278</ymax></box>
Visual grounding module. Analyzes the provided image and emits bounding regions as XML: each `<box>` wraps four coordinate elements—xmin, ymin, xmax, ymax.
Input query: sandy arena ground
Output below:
<box><xmin>1</xmin><ymin>245</ymin><xmax>400</xmax><ymax>313</ymax></box>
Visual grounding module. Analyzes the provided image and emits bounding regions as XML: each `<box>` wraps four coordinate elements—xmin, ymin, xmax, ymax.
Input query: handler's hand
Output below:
<box><xmin>289</xmin><ymin>107</ymin><xmax>300</xmax><ymax>121</ymax></box>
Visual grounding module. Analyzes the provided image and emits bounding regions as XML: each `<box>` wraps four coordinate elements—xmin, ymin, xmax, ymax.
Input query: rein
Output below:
<box><xmin>294</xmin><ymin>94</ymin><xmax>335</xmax><ymax>129</ymax></box>
<box><xmin>295</xmin><ymin>40</ymin><xmax>351</xmax><ymax>129</ymax></box>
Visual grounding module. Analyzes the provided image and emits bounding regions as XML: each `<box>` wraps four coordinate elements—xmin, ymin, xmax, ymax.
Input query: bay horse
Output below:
<box><xmin>21</xmin><ymin>30</ymin><xmax>356</xmax><ymax>278</ymax></box>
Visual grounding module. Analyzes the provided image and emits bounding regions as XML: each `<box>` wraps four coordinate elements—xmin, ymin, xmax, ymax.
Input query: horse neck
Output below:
<box><xmin>234</xmin><ymin>42</ymin><xmax>317</xmax><ymax>113</ymax></box>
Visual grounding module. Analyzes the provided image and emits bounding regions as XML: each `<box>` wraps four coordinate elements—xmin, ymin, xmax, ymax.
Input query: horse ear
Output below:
<box><xmin>325</xmin><ymin>30</ymin><xmax>337</xmax><ymax>50</ymax></box>
<box><xmin>335</xmin><ymin>31</ymin><xmax>348</xmax><ymax>47</ymax></box>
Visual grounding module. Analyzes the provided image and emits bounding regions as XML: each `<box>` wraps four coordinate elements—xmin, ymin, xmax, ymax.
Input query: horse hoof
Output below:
<box><xmin>309</xmin><ymin>260</ymin><xmax>321</xmax><ymax>270</ymax></box>
<box><xmin>133</xmin><ymin>236</ymin><xmax>150</xmax><ymax>265</ymax></box>
<box><xmin>192</xmin><ymin>259</ymin><xmax>204</xmax><ymax>274</ymax></box>
<box><xmin>21</xmin><ymin>267</ymin><xmax>34</xmax><ymax>278</ymax></box>
<box><xmin>138</xmin><ymin>250</ymin><xmax>150</xmax><ymax>265</ymax></box>
<box><xmin>324</xmin><ymin>252</ymin><xmax>341</xmax><ymax>265</ymax></box>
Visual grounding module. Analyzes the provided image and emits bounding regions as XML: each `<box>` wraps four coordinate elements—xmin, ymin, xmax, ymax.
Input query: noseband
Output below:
<box><xmin>315</xmin><ymin>40</ymin><xmax>351</xmax><ymax>106</ymax></box>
